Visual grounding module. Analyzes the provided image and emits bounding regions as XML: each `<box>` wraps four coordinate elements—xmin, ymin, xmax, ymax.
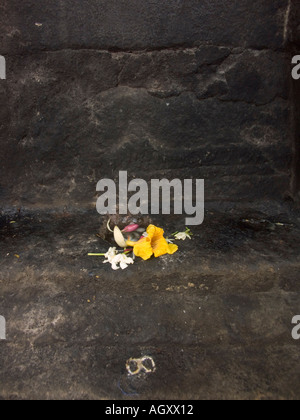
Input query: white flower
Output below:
<box><xmin>103</xmin><ymin>247</ymin><xmax>134</xmax><ymax>270</ymax></box>
<box><xmin>104</xmin><ymin>247</ymin><xmax>118</xmax><ymax>261</ymax></box>
<box><xmin>118</xmin><ymin>253</ymin><xmax>134</xmax><ymax>270</ymax></box>
<box><xmin>174</xmin><ymin>231</ymin><xmax>192</xmax><ymax>241</ymax></box>
<box><xmin>103</xmin><ymin>247</ymin><xmax>119</xmax><ymax>270</ymax></box>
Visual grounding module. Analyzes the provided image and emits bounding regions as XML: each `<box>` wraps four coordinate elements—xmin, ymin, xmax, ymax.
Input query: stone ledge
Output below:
<box><xmin>0</xmin><ymin>204</ymin><xmax>299</xmax><ymax>398</ymax></box>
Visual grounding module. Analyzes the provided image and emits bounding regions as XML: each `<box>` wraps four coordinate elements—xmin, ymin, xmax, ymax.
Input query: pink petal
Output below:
<box><xmin>122</xmin><ymin>224</ymin><xmax>139</xmax><ymax>233</ymax></box>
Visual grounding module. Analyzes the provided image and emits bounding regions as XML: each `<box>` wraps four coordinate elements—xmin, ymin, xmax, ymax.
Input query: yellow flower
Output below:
<box><xmin>127</xmin><ymin>225</ymin><xmax>178</xmax><ymax>261</ymax></box>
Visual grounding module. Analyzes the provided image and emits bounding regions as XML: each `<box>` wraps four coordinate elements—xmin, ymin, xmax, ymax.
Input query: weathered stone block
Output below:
<box><xmin>0</xmin><ymin>0</ymin><xmax>295</xmax><ymax>208</ymax></box>
<box><xmin>0</xmin><ymin>0</ymin><xmax>289</xmax><ymax>54</ymax></box>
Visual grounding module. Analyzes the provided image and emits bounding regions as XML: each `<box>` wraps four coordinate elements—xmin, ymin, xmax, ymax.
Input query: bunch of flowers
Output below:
<box><xmin>89</xmin><ymin>222</ymin><xmax>192</xmax><ymax>270</ymax></box>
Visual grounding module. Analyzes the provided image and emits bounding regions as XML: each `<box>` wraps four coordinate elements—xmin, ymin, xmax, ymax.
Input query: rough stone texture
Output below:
<box><xmin>0</xmin><ymin>0</ymin><xmax>300</xmax><ymax>401</ymax></box>
<box><xmin>288</xmin><ymin>0</ymin><xmax>300</xmax><ymax>45</ymax></box>
<box><xmin>289</xmin><ymin>0</ymin><xmax>300</xmax><ymax>199</ymax></box>
<box><xmin>0</xmin><ymin>0</ymin><xmax>290</xmax><ymax>54</ymax></box>
<box><xmin>0</xmin><ymin>207</ymin><xmax>300</xmax><ymax>400</ymax></box>
<box><xmin>0</xmin><ymin>0</ymin><xmax>296</xmax><ymax>208</ymax></box>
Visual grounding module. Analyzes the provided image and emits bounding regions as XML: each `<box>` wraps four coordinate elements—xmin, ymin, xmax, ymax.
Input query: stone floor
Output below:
<box><xmin>0</xmin><ymin>201</ymin><xmax>300</xmax><ymax>400</ymax></box>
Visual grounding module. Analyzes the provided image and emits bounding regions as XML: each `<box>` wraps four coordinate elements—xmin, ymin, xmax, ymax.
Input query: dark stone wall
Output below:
<box><xmin>0</xmin><ymin>0</ymin><xmax>296</xmax><ymax>210</ymax></box>
<box><xmin>289</xmin><ymin>0</ymin><xmax>300</xmax><ymax>199</ymax></box>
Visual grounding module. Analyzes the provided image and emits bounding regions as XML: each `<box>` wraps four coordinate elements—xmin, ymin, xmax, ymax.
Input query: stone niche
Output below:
<box><xmin>0</xmin><ymin>0</ymin><xmax>298</xmax><ymax>210</ymax></box>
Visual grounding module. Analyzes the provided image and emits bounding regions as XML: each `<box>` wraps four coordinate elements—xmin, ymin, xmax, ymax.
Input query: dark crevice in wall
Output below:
<box><xmin>3</xmin><ymin>45</ymin><xmax>288</xmax><ymax>59</ymax></box>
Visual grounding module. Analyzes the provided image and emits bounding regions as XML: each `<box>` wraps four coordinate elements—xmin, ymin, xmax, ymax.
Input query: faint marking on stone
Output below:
<box><xmin>283</xmin><ymin>0</ymin><xmax>291</xmax><ymax>43</ymax></box>
<box><xmin>117</xmin><ymin>379</ymin><xmax>138</xmax><ymax>397</ymax></box>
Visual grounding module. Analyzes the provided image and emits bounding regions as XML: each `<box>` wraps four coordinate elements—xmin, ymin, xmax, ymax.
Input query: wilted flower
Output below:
<box><xmin>103</xmin><ymin>247</ymin><xmax>134</xmax><ymax>270</ymax></box>
<box><xmin>174</xmin><ymin>232</ymin><xmax>191</xmax><ymax>240</ymax></box>
<box><xmin>116</xmin><ymin>253</ymin><xmax>135</xmax><ymax>270</ymax></box>
<box><xmin>173</xmin><ymin>227</ymin><xmax>193</xmax><ymax>241</ymax></box>
<box><xmin>127</xmin><ymin>225</ymin><xmax>178</xmax><ymax>261</ymax></box>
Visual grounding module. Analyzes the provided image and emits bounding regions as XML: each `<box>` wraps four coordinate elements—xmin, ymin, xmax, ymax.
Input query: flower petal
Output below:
<box><xmin>111</xmin><ymin>262</ymin><xmax>120</xmax><ymax>270</ymax></box>
<box><xmin>152</xmin><ymin>236</ymin><xmax>171</xmax><ymax>258</ymax></box>
<box><xmin>167</xmin><ymin>243</ymin><xmax>179</xmax><ymax>255</ymax></box>
<box><xmin>122</xmin><ymin>224</ymin><xmax>139</xmax><ymax>233</ymax></box>
<box><xmin>114</xmin><ymin>226</ymin><xmax>127</xmax><ymax>248</ymax></box>
<box><xmin>120</xmin><ymin>262</ymin><xmax>128</xmax><ymax>270</ymax></box>
<box><xmin>148</xmin><ymin>225</ymin><xmax>178</xmax><ymax>258</ymax></box>
<box><xmin>133</xmin><ymin>237</ymin><xmax>154</xmax><ymax>261</ymax></box>
<box><xmin>131</xmin><ymin>224</ymin><xmax>179</xmax><ymax>260</ymax></box>
<box><xmin>147</xmin><ymin>225</ymin><xmax>165</xmax><ymax>241</ymax></box>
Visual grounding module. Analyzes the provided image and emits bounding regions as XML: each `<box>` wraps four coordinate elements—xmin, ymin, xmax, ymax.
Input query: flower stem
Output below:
<box><xmin>88</xmin><ymin>253</ymin><xmax>106</xmax><ymax>256</ymax></box>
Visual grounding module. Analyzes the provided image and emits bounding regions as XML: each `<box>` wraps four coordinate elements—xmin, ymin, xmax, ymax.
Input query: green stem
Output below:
<box><xmin>123</xmin><ymin>250</ymin><xmax>133</xmax><ymax>255</ymax></box>
<box><xmin>88</xmin><ymin>253</ymin><xmax>106</xmax><ymax>256</ymax></box>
